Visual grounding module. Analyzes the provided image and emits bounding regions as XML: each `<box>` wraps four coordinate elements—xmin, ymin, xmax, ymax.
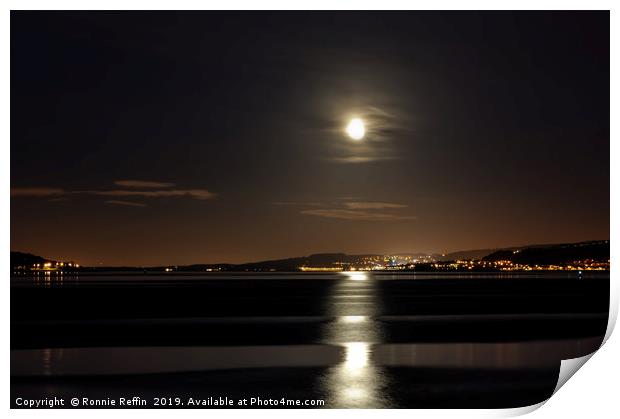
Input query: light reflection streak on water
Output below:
<box><xmin>322</xmin><ymin>341</ymin><xmax>390</xmax><ymax>408</ymax></box>
<box><xmin>343</xmin><ymin>342</ymin><xmax>369</xmax><ymax>370</ymax></box>
<box><xmin>40</xmin><ymin>348</ymin><xmax>64</xmax><ymax>376</ymax></box>
<box><xmin>339</xmin><ymin>315</ymin><xmax>367</xmax><ymax>324</ymax></box>
<box><xmin>340</xmin><ymin>271</ymin><xmax>369</xmax><ymax>281</ymax></box>
<box><xmin>320</xmin><ymin>272</ymin><xmax>391</xmax><ymax>408</ymax></box>
<box><xmin>42</xmin><ymin>348</ymin><xmax>52</xmax><ymax>375</ymax></box>
<box><xmin>23</xmin><ymin>271</ymin><xmax>71</xmax><ymax>288</ymax></box>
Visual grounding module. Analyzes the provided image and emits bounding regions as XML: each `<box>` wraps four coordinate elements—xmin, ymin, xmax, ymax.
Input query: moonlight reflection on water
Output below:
<box><xmin>318</xmin><ymin>272</ymin><xmax>392</xmax><ymax>408</ymax></box>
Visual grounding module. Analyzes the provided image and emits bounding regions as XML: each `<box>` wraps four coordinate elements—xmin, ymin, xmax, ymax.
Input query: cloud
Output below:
<box><xmin>328</xmin><ymin>156</ymin><xmax>400</xmax><ymax>164</ymax></box>
<box><xmin>343</xmin><ymin>201</ymin><xmax>407</xmax><ymax>210</ymax></box>
<box><xmin>301</xmin><ymin>209</ymin><xmax>416</xmax><ymax>221</ymax></box>
<box><xmin>271</xmin><ymin>201</ymin><xmax>323</xmax><ymax>206</ymax></box>
<box><xmin>11</xmin><ymin>187</ymin><xmax>65</xmax><ymax>197</ymax></box>
<box><xmin>275</xmin><ymin>198</ymin><xmax>415</xmax><ymax>221</ymax></box>
<box><xmin>114</xmin><ymin>180</ymin><xmax>175</xmax><ymax>188</ymax></box>
<box><xmin>85</xmin><ymin>189</ymin><xmax>216</xmax><ymax>200</ymax></box>
<box><xmin>12</xmin><ymin>183</ymin><xmax>216</xmax><ymax>201</ymax></box>
<box><xmin>105</xmin><ymin>200</ymin><xmax>147</xmax><ymax>208</ymax></box>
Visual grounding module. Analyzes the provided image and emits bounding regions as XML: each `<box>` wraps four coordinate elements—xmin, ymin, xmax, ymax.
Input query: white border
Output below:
<box><xmin>3</xmin><ymin>2</ymin><xmax>617</xmax><ymax>419</ymax></box>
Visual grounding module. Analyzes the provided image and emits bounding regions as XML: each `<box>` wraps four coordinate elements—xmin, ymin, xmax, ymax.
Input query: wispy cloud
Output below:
<box><xmin>328</xmin><ymin>156</ymin><xmax>400</xmax><ymax>164</ymax></box>
<box><xmin>114</xmin><ymin>180</ymin><xmax>175</xmax><ymax>188</ymax></box>
<box><xmin>343</xmin><ymin>201</ymin><xmax>407</xmax><ymax>210</ymax></box>
<box><xmin>291</xmin><ymin>199</ymin><xmax>415</xmax><ymax>221</ymax></box>
<box><xmin>105</xmin><ymin>200</ymin><xmax>147</xmax><ymax>208</ymax></box>
<box><xmin>12</xmin><ymin>182</ymin><xmax>216</xmax><ymax>202</ymax></box>
<box><xmin>11</xmin><ymin>187</ymin><xmax>65</xmax><ymax>197</ymax></box>
<box><xmin>271</xmin><ymin>201</ymin><xmax>323</xmax><ymax>206</ymax></box>
<box><xmin>301</xmin><ymin>209</ymin><xmax>416</xmax><ymax>221</ymax></box>
<box><xmin>83</xmin><ymin>189</ymin><xmax>216</xmax><ymax>200</ymax></box>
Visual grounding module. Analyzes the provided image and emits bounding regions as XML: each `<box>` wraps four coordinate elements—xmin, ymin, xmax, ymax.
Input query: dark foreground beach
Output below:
<box><xmin>11</xmin><ymin>272</ymin><xmax>609</xmax><ymax>408</ymax></box>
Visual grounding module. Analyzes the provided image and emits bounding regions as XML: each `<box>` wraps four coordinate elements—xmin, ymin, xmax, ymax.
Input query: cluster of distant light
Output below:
<box><xmin>330</xmin><ymin>255</ymin><xmax>436</xmax><ymax>271</ymax></box>
<box><xmin>298</xmin><ymin>257</ymin><xmax>610</xmax><ymax>272</ymax></box>
<box><xmin>455</xmin><ymin>259</ymin><xmax>611</xmax><ymax>272</ymax></box>
<box><xmin>300</xmin><ymin>266</ymin><xmax>407</xmax><ymax>272</ymax></box>
<box><xmin>15</xmin><ymin>256</ymin><xmax>608</xmax><ymax>274</ymax></box>
<box><xmin>299</xmin><ymin>266</ymin><xmax>344</xmax><ymax>272</ymax></box>
<box><xmin>13</xmin><ymin>261</ymin><xmax>80</xmax><ymax>272</ymax></box>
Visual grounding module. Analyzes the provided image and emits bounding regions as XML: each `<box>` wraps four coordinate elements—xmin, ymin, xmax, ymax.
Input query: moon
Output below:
<box><xmin>346</xmin><ymin>118</ymin><xmax>365</xmax><ymax>140</ymax></box>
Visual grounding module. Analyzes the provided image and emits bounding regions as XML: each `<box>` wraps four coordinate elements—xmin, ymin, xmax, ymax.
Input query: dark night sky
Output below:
<box><xmin>11</xmin><ymin>11</ymin><xmax>609</xmax><ymax>266</ymax></box>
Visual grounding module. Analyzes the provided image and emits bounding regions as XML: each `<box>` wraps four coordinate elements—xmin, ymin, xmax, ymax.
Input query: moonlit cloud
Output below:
<box><xmin>114</xmin><ymin>180</ymin><xmax>175</xmax><ymax>188</ymax></box>
<box><xmin>105</xmin><ymin>200</ymin><xmax>147</xmax><ymax>207</ymax></box>
<box><xmin>301</xmin><ymin>209</ymin><xmax>416</xmax><ymax>221</ymax></box>
<box><xmin>11</xmin><ymin>187</ymin><xmax>65</xmax><ymax>197</ymax></box>
<box><xmin>315</xmin><ymin>99</ymin><xmax>415</xmax><ymax>164</ymax></box>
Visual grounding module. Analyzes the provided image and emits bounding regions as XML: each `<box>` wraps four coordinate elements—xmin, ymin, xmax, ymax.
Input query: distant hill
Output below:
<box><xmin>11</xmin><ymin>251</ymin><xmax>49</xmax><ymax>268</ymax></box>
<box><xmin>482</xmin><ymin>240</ymin><xmax>609</xmax><ymax>265</ymax></box>
<box><xmin>190</xmin><ymin>241</ymin><xmax>609</xmax><ymax>270</ymax></box>
<box><xmin>185</xmin><ymin>253</ymin><xmax>381</xmax><ymax>272</ymax></box>
<box><xmin>437</xmin><ymin>248</ymin><xmax>502</xmax><ymax>261</ymax></box>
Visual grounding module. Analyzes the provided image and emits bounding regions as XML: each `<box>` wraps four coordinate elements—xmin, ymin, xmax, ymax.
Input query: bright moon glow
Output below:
<box><xmin>346</xmin><ymin>118</ymin><xmax>365</xmax><ymax>140</ymax></box>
